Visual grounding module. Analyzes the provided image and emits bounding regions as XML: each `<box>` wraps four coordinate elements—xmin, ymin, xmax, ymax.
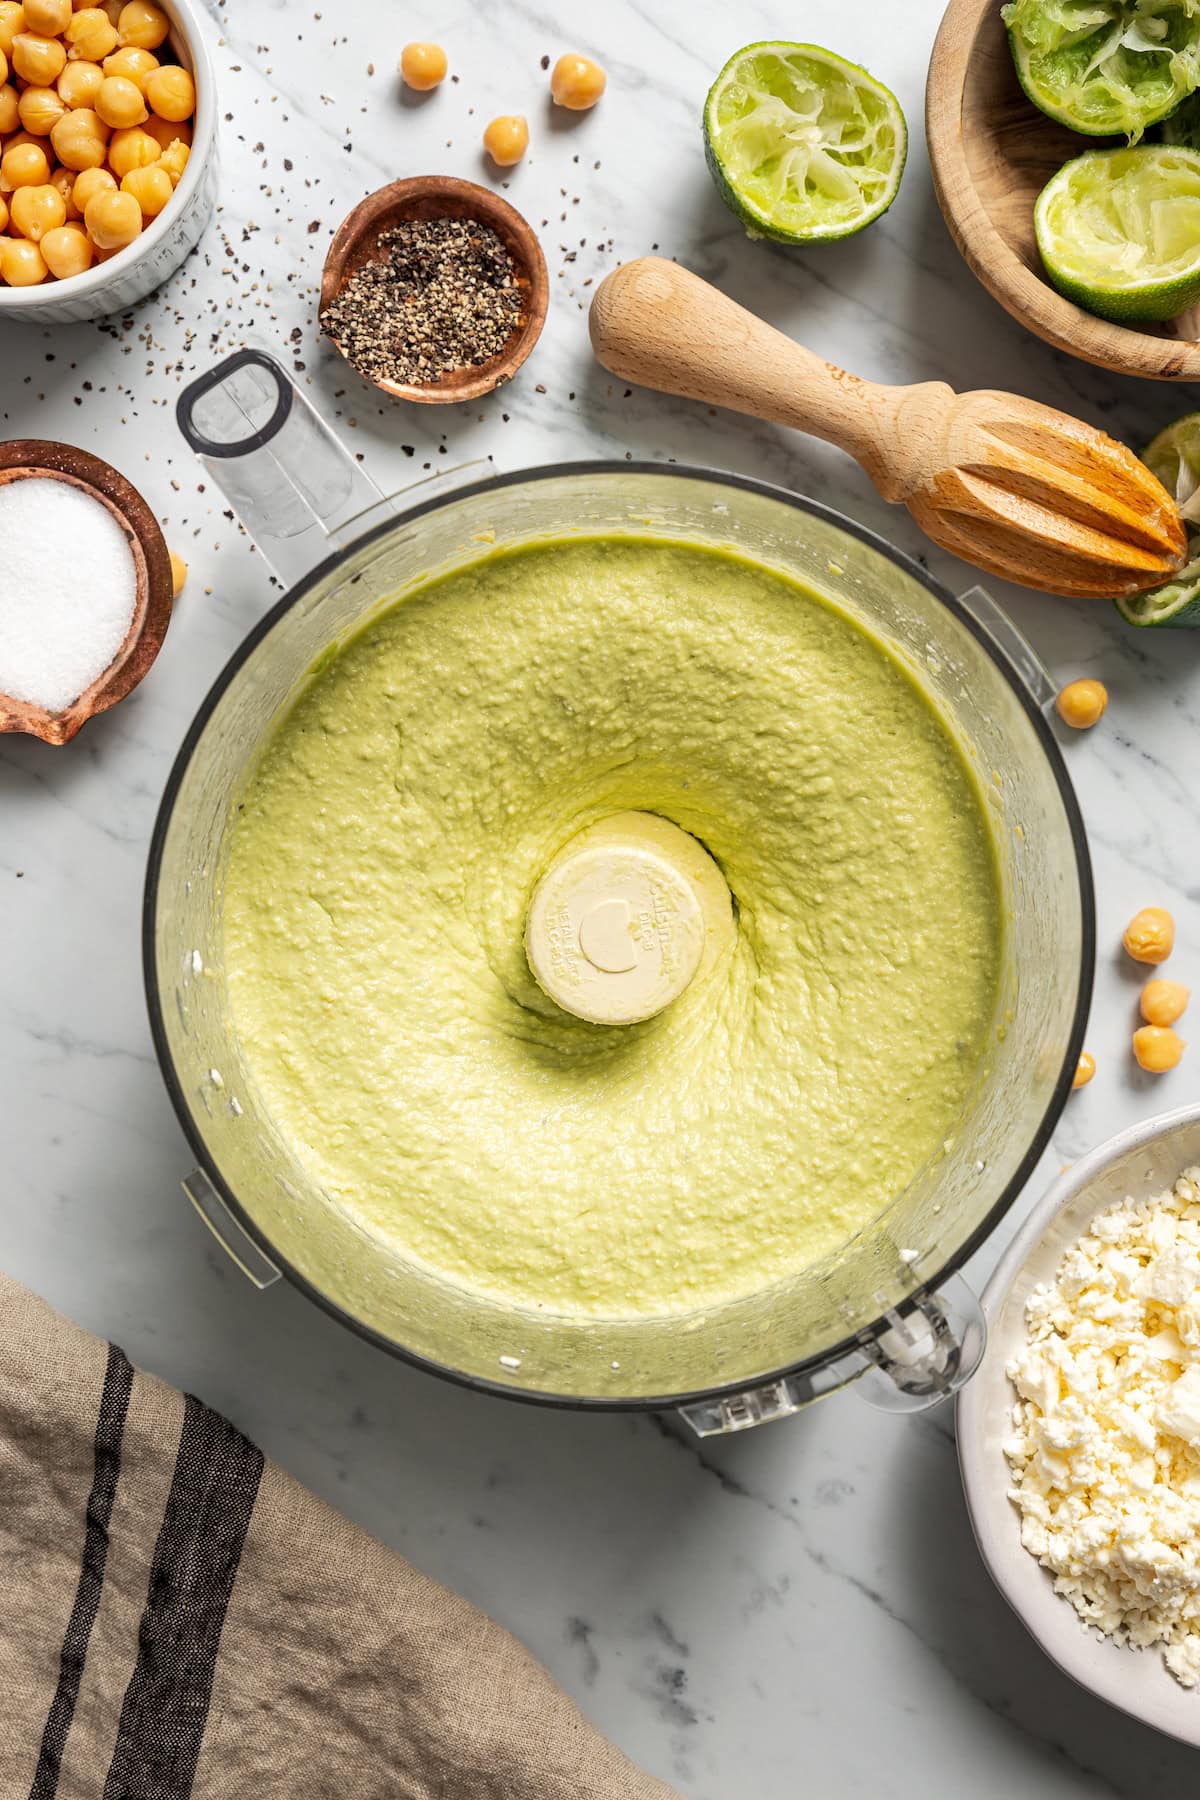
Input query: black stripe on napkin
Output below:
<box><xmin>103</xmin><ymin>1392</ymin><xmax>263</xmax><ymax>1800</ymax></box>
<box><xmin>29</xmin><ymin>1343</ymin><xmax>135</xmax><ymax>1800</ymax></box>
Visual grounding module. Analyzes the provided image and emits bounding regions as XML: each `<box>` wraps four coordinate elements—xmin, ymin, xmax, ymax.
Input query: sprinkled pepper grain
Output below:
<box><xmin>321</xmin><ymin>217</ymin><xmax>523</xmax><ymax>387</ymax></box>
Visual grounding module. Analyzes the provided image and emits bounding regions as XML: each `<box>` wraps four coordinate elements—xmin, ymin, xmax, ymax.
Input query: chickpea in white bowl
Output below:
<box><xmin>0</xmin><ymin>0</ymin><xmax>214</xmax><ymax>320</ymax></box>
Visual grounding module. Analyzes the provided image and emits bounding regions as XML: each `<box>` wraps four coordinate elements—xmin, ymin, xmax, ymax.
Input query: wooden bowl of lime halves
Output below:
<box><xmin>927</xmin><ymin>0</ymin><xmax>1200</xmax><ymax>381</ymax></box>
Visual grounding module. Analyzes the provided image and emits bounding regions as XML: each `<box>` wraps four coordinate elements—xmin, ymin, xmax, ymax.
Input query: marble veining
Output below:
<box><xmin>3</xmin><ymin>2</ymin><xmax>1200</xmax><ymax>1793</ymax></box>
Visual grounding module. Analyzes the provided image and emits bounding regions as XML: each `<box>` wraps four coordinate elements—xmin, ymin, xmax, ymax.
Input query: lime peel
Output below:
<box><xmin>1120</xmin><ymin>412</ymin><xmax>1200</xmax><ymax>623</ymax></box>
<box><xmin>1035</xmin><ymin>144</ymin><xmax>1200</xmax><ymax>321</ymax></box>
<box><xmin>1004</xmin><ymin>0</ymin><xmax>1200</xmax><ymax>141</ymax></box>
<box><xmin>703</xmin><ymin>42</ymin><xmax>907</xmax><ymax>245</ymax></box>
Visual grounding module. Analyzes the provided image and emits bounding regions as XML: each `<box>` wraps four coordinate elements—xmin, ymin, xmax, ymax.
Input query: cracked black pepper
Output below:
<box><xmin>321</xmin><ymin>218</ymin><xmax>523</xmax><ymax>386</ymax></box>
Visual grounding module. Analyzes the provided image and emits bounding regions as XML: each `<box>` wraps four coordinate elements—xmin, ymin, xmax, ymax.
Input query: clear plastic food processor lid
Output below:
<box><xmin>146</xmin><ymin>355</ymin><xmax>1092</xmax><ymax>1429</ymax></box>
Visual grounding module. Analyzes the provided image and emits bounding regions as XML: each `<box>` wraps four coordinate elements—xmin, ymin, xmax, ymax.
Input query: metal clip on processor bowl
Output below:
<box><xmin>146</xmin><ymin>349</ymin><xmax>1093</xmax><ymax>1434</ymax></box>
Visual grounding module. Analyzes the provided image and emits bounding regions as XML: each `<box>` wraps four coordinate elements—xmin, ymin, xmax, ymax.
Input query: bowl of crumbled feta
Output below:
<box><xmin>959</xmin><ymin>1103</ymin><xmax>1200</xmax><ymax>1746</ymax></box>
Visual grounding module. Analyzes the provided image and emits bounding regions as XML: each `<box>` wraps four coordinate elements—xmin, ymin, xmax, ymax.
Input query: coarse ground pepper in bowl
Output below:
<box><xmin>319</xmin><ymin>174</ymin><xmax>548</xmax><ymax>403</ymax></box>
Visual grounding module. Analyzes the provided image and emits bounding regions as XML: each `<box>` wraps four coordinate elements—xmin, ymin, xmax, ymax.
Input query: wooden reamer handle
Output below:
<box><xmin>588</xmin><ymin>257</ymin><xmax>954</xmax><ymax>505</ymax></box>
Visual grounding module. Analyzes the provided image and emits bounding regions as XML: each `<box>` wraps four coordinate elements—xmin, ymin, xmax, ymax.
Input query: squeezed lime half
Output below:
<box><xmin>1120</xmin><ymin>411</ymin><xmax>1200</xmax><ymax>623</ymax></box>
<box><xmin>1035</xmin><ymin>144</ymin><xmax>1200</xmax><ymax>320</ymax></box>
<box><xmin>703</xmin><ymin>42</ymin><xmax>907</xmax><ymax>244</ymax></box>
<box><xmin>1004</xmin><ymin>0</ymin><xmax>1200</xmax><ymax>140</ymax></box>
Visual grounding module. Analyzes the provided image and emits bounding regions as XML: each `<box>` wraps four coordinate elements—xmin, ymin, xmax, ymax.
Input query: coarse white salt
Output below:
<box><xmin>0</xmin><ymin>476</ymin><xmax>138</xmax><ymax>714</ymax></box>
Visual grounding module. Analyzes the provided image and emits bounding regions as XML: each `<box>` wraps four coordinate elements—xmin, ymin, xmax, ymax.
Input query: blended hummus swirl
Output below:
<box><xmin>223</xmin><ymin>536</ymin><xmax>1002</xmax><ymax>1319</ymax></box>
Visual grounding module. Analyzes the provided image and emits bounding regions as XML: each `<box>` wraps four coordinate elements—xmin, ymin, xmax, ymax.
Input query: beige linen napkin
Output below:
<box><xmin>0</xmin><ymin>1272</ymin><xmax>680</xmax><ymax>1800</ymax></box>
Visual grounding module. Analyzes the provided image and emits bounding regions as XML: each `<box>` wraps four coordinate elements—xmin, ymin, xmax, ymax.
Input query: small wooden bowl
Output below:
<box><xmin>0</xmin><ymin>441</ymin><xmax>173</xmax><ymax>746</ymax></box>
<box><xmin>927</xmin><ymin>0</ymin><xmax>1200</xmax><ymax>382</ymax></box>
<box><xmin>320</xmin><ymin>175</ymin><xmax>549</xmax><ymax>403</ymax></box>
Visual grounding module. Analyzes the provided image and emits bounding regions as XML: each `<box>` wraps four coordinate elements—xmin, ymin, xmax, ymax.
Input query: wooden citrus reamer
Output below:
<box><xmin>589</xmin><ymin>258</ymin><xmax>1186</xmax><ymax>599</ymax></box>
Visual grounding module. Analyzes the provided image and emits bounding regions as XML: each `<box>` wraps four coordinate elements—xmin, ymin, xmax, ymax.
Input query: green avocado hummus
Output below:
<box><xmin>222</xmin><ymin>536</ymin><xmax>1002</xmax><ymax>1320</ymax></box>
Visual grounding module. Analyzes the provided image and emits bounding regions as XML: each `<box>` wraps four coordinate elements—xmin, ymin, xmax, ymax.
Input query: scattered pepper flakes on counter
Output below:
<box><xmin>320</xmin><ymin>217</ymin><xmax>521</xmax><ymax>388</ymax></box>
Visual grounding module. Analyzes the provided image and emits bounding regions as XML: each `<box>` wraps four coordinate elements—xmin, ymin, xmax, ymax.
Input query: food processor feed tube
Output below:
<box><xmin>156</xmin><ymin>352</ymin><xmax>1093</xmax><ymax>1432</ymax></box>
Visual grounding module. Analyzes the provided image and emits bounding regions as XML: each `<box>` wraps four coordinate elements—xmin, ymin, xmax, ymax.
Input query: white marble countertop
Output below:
<box><xmin>3</xmin><ymin>0</ymin><xmax>1200</xmax><ymax>1792</ymax></box>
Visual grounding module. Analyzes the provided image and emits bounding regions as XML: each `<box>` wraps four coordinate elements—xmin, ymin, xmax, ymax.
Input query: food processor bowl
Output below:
<box><xmin>146</xmin><ymin>356</ymin><xmax>1092</xmax><ymax>1428</ymax></box>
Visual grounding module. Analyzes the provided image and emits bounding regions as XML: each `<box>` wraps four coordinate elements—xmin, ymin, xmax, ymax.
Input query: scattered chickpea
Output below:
<box><xmin>0</xmin><ymin>136</ymin><xmax>48</xmax><ymax>186</ymax></box>
<box><xmin>23</xmin><ymin>0</ymin><xmax>68</xmax><ymax>33</ymax></box>
<box><xmin>483</xmin><ymin>112</ymin><xmax>528</xmax><ymax>166</ymax></box>
<box><xmin>64</xmin><ymin>5</ymin><xmax>116</xmax><ymax>60</ymax></box>
<box><xmin>399</xmin><ymin>39</ymin><xmax>445</xmax><ymax>91</ymax></box>
<box><xmin>142</xmin><ymin>59</ymin><xmax>190</xmax><ymax>120</ymax></box>
<box><xmin>1123</xmin><ymin>905</ymin><xmax>1175</xmax><ymax>965</ymax></box>
<box><xmin>1072</xmin><ymin>1050</ymin><xmax>1096</xmax><ymax>1089</ymax></box>
<box><xmin>1133</xmin><ymin>1024</ymin><xmax>1186</xmax><ymax>1074</ymax></box>
<box><xmin>50</xmin><ymin>104</ymin><xmax>109</xmax><ymax>168</ymax></box>
<box><xmin>1055</xmin><ymin>678</ymin><xmax>1108</xmax><ymax>729</ymax></box>
<box><xmin>1140</xmin><ymin>978</ymin><xmax>1190</xmax><ymax>1027</ymax></box>
<box><xmin>17</xmin><ymin>80</ymin><xmax>63</xmax><ymax>132</ymax></box>
<box><xmin>9</xmin><ymin>177</ymin><xmax>63</xmax><ymax>237</ymax></box>
<box><xmin>82</xmin><ymin>180</ymin><xmax>137</xmax><ymax>245</ymax></box>
<box><xmin>39</xmin><ymin>218</ymin><xmax>89</xmax><ymax>275</ymax></box>
<box><xmin>0</xmin><ymin>233</ymin><xmax>46</xmax><ymax>281</ymax></box>
<box><xmin>0</xmin><ymin>80</ymin><xmax>17</xmax><ymax>130</ymax></box>
<box><xmin>115</xmin><ymin>0</ymin><xmax>167</xmax><ymax>49</ymax></box>
<box><xmin>0</xmin><ymin>193</ymin><xmax>8</xmax><ymax>230</ymax></box>
<box><xmin>549</xmin><ymin>51</ymin><xmax>606</xmax><ymax>110</ymax></box>
<box><xmin>168</xmin><ymin>548</ymin><xmax>186</xmax><ymax>596</ymax></box>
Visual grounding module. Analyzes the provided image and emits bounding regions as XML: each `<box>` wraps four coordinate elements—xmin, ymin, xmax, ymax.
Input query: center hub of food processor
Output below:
<box><xmin>524</xmin><ymin>811</ymin><xmax>732</xmax><ymax>1025</ymax></box>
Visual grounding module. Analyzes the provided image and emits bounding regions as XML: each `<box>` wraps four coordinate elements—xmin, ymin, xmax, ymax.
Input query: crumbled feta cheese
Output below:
<box><xmin>1158</xmin><ymin>1366</ymin><xmax>1200</xmax><ymax>1451</ymax></box>
<box><xmin>1006</xmin><ymin>1167</ymin><xmax>1200</xmax><ymax>1687</ymax></box>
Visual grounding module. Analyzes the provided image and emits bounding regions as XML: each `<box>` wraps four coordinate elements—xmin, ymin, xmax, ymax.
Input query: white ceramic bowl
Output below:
<box><xmin>958</xmin><ymin>1102</ymin><xmax>1200</xmax><ymax>1748</ymax></box>
<box><xmin>0</xmin><ymin>0</ymin><xmax>216</xmax><ymax>324</ymax></box>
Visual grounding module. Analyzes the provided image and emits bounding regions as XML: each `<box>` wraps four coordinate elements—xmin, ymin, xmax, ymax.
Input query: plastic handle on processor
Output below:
<box><xmin>175</xmin><ymin>345</ymin><xmax>496</xmax><ymax>587</ymax></box>
<box><xmin>182</xmin><ymin>1168</ymin><xmax>282</xmax><ymax>1290</ymax></box>
<box><xmin>957</xmin><ymin>585</ymin><xmax>1058</xmax><ymax>713</ymax></box>
<box><xmin>175</xmin><ymin>347</ymin><xmax>393</xmax><ymax>586</ymax></box>
<box><xmin>856</xmin><ymin>1273</ymin><xmax>987</xmax><ymax>1412</ymax></box>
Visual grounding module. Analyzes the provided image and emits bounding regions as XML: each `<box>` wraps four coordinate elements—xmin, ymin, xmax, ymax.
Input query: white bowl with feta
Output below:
<box><xmin>959</xmin><ymin>1103</ymin><xmax>1200</xmax><ymax>1747</ymax></box>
